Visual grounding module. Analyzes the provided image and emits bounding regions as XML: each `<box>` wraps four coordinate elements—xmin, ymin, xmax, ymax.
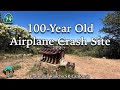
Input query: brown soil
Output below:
<box><xmin>0</xmin><ymin>56</ymin><xmax>38</xmax><ymax>79</ymax></box>
<box><xmin>0</xmin><ymin>54</ymin><xmax>120</xmax><ymax>79</ymax></box>
<box><xmin>65</xmin><ymin>54</ymin><xmax>120</xmax><ymax>79</ymax></box>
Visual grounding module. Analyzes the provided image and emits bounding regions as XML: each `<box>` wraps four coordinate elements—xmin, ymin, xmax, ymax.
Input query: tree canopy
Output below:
<box><xmin>100</xmin><ymin>11</ymin><xmax>120</xmax><ymax>42</ymax></box>
<box><xmin>100</xmin><ymin>11</ymin><xmax>120</xmax><ymax>59</ymax></box>
<box><xmin>0</xmin><ymin>23</ymin><xmax>35</xmax><ymax>54</ymax></box>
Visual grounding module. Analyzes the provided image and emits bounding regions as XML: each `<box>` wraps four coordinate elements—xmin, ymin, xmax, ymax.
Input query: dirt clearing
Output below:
<box><xmin>0</xmin><ymin>54</ymin><xmax>120</xmax><ymax>79</ymax></box>
<box><xmin>65</xmin><ymin>54</ymin><xmax>120</xmax><ymax>79</ymax></box>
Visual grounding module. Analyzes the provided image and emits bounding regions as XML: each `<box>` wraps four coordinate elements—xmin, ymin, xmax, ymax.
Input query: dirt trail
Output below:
<box><xmin>65</xmin><ymin>54</ymin><xmax>120</xmax><ymax>79</ymax></box>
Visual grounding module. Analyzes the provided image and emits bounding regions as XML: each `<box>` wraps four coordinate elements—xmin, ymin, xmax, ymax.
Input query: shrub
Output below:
<box><xmin>12</xmin><ymin>64</ymin><xmax>21</xmax><ymax>70</ymax></box>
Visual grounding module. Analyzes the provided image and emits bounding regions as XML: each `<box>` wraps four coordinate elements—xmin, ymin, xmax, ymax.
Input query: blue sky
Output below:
<box><xmin>1</xmin><ymin>11</ymin><xmax>112</xmax><ymax>41</ymax></box>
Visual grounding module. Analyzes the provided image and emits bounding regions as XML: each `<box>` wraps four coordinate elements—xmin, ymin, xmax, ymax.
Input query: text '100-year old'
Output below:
<box><xmin>28</xmin><ymin>24</ymin><xmax>93</xmax><ymax>33</ymax></box>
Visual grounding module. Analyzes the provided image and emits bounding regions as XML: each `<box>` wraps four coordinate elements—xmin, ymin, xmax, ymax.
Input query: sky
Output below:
<box><xmin>1</xmin><ymin>11</ymin><xmax>112</xmax><ymax>41</ymax></box>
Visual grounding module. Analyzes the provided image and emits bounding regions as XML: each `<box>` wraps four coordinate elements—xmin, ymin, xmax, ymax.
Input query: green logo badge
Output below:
<box><xmin>3</xmin><ymin>13</ymin><xmax>13</xmax><ymax>24</ymax></box>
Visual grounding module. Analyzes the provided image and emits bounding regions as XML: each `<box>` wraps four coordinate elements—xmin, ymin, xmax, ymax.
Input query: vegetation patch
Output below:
<box><xmin>27</xmin><ymin>64</ymin><xmax>41</xmax><ymax>74</ymax></box>
<box><xmin>57</xmin><ymin>67</ymin><xmax>75</xmax><ymax>75</ymax></box>
<box><xmin>12</xmin><ymin>64</ymin><xmax>21</xmax><ymax>70</ymax></box>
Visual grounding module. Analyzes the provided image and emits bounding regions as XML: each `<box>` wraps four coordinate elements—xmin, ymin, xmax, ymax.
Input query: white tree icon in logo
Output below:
<box><xmin>6</xmin><ymin>17</ymin><xmax>11</xmax><ymax>22</ymax></box>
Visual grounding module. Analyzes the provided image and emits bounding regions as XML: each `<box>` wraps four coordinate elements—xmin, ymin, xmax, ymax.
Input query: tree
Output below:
<box><xmin>100</xmin><ymin>11</ymin><xmax>120</xmax><ymax>59</ymax></box>
<box><xmin>0</xmin><ymin>23</ymin><xmax>33</xmax><ymax>54</ymax></box>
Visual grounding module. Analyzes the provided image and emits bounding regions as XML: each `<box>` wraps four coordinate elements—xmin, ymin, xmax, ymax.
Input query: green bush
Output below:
<box><xmin>12</xmin><ymin>64</ymin><xmax>21</xmax><ymax>70</ymax></box>
<box><xmin>65</xmin><ymin>45</ymin><xmax>105</xmax><ymax>58</ymax></box>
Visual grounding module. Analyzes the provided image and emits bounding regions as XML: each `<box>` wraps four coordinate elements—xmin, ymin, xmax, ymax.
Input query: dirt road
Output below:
<box><xmin>0</xmin><ymin>54</ymin><xmax>120</xmax><ymax>79</ymax></box>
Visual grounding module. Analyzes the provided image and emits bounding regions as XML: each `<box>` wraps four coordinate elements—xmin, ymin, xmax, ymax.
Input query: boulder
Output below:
<box><xmin>66</xmin><ymin>62</ymin><xmax>75</xmax><ymax>70</ymax></box>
